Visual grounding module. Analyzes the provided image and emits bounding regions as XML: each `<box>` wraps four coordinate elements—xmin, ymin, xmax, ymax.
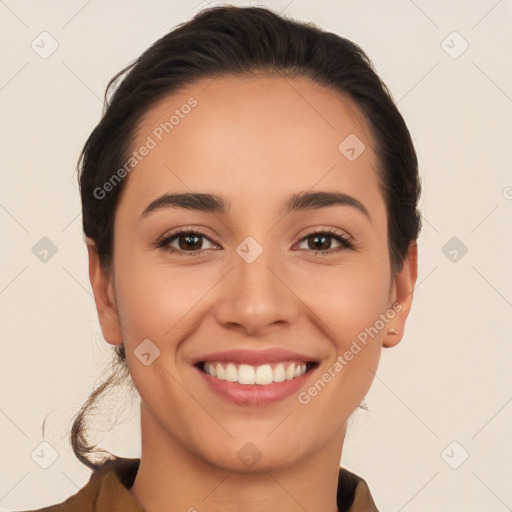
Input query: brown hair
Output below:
<box><xmin>69</xmin><ymin>5</ymin><xmax>421</xmax><ymax>470</ymax></box>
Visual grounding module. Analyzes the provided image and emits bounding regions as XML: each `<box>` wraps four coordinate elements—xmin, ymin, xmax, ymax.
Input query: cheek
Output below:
<box><xmin>112</xmin><ymin>251</ymin><xmax>229</xmax><ymax>391</ymax></box>
<box><xmin>112</xmin><ymin>263</ymin><xmax>205</xmax><ymax>412</ymax></box>
<box><xmin>296</xmin><ymin>255</ymin><xmax>391</xmax><ymax>344</ymax></box>
<box><xmin>296</xmin><ymin>265</ymin><xmax>389</xmax><ymax>413</ymax></box>
<box><xmin>114</xmin><ymin>261</ymin><xmax>212</xmax><ymax>343</ymax></box>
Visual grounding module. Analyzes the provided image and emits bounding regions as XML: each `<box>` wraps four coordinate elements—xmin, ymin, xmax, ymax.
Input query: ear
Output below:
<box><xmin>86</xmin><ymin>238</ymin><xmax>123</xmax><ymax>346</ymax></box>
<box><xmin>382</xmin><ymin>241</ymin><xmax>418</xmax><ymax>348</ymax></box>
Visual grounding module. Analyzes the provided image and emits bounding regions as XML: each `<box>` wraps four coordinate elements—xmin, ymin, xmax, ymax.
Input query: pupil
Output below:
<box><xmin>312</xmin><ymin>234</ymin><xmax>329</xmax><ymax>250</ymax></box>
<box><xmin>181</xmin><ymin>234</ymin><xmax>201</xmax><ymax>250</ymax></box>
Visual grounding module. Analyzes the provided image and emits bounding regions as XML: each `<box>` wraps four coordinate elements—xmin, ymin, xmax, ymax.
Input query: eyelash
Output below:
<box><xmin>153</xmin><ymin>227</ymin><xmax>355</xmax><ymax>257</ymax></box>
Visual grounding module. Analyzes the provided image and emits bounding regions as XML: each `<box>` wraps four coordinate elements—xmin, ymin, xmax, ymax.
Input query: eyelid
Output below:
<box><xmin>157</xmin><ymin>225</ymin><xmax>218</xmax><ymax>243</ymax></box>
<box><xmin>296</xmin><ymin>226</ymin><xmax>353</xmax><ymax>244</ymax></box>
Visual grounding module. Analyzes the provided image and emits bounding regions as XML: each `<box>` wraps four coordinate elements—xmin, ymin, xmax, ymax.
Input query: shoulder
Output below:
<box><xmin>338</xmin><ymin>466</ymin><xmax>380</xmax><ymax>512</ymax></box>
<box><xmin>16</xmin><ymin>457</ymin><xmax>142</xmax><ymax>512</ymax></box>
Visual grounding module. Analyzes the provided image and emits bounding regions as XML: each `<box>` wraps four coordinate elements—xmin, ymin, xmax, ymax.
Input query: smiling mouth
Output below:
<box><xmin>194</xmin><ymin>360</ymin><xmax>319</xmax><ymax>386</ymax></box>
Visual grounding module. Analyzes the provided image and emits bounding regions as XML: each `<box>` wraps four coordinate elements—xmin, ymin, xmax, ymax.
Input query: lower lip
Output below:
<box><xmin>194</xmin><ymin>364</ymin><xmax>318</xmax><ymax>406</ymax></box>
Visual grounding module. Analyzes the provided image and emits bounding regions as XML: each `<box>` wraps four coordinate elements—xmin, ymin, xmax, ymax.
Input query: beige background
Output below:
<box><xmin>1</xmin><ymin>0</ymin><xmax>511</xmax><ymax>510</ymax></box>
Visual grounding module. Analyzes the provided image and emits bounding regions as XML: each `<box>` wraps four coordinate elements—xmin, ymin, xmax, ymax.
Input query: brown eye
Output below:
<box><xmin>176</xmin><ymin>233</ymin><xmax>203</xmax><ymax>251</ymax></box>
<box><xmin>305</xmin><ymin>233</ymin><xmax>332</xmax><ymax>251</ymax></box>
<box><xmin>155</xmin><ymin>228</ymin><xmax>354</xmax><ymax>257</ymax></box>
<box><xmin>156</xmin><ymin>230</ymin><xmax>218</xmax><ymax>256</ymax></box>
<box><xmin>296</xmin><ymin>229</ymin><xmax>354</xmax><ymax>255</ymax></box>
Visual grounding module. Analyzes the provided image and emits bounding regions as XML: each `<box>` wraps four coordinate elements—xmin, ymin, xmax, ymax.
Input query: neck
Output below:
<box><xmin>130</xmin><ymin>403</ymin><xmax>347</xmax><ymax>512</ymax></box>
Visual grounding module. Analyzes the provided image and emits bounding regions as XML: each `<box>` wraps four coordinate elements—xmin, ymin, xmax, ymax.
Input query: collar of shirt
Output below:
<box><xmin>25</xmin><ymin>457</ymin><xmax>380</xmax><ymax>512</ymax></box>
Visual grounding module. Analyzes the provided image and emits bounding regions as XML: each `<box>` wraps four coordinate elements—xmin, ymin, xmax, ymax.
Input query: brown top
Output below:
<box><xmin>22</xmin><ymin>457</ymin><xmax>380</xmax><ymax>512</ymax></box>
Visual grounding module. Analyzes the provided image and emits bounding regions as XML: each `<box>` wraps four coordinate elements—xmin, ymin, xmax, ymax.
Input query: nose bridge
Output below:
<box><xmin>215</xmin><ymin>234</ymin><xmax>298</xmax><ymax>333</ymax></box>
<box><xmin>238</xmin><ymin>240</ymin><xmax>279</xmax><ymax>292</ymax></box>
<box><xmin>235</xmin><ymin>235</ymin><xmax>285</xmax><ymax>306</ymax></box>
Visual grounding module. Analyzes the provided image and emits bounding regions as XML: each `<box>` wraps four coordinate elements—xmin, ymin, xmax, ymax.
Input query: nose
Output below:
<box><xmin>213</xmin><ymin>245</ymin><xmax>300</xmax><ymax>336</ymax></box>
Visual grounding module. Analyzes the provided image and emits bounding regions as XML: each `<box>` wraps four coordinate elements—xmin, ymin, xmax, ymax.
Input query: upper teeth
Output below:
<box><xmin>202</xmin><ymin>361</ymin><xmax>308</xmax><ymax>385</ymax></box>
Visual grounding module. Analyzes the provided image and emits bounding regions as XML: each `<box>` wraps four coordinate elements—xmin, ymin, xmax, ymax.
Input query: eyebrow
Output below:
<box><xmin>140</xmin><ymin>191</ymin><xmax>371</xmax><ymax>221</ymax></box>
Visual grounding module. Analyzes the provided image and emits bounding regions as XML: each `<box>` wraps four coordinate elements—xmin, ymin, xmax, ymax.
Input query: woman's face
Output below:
<box><xmin>89</xmin><ymin>74</ymin><xmax>416</xmax><ymax>471</ymax></box>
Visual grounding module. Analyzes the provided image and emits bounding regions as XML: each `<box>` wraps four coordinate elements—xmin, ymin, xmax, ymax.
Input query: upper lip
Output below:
<box><xmin>191</xmin><ymin>348</ymin><xmax>318</xmax><ymax>366</ymax></box>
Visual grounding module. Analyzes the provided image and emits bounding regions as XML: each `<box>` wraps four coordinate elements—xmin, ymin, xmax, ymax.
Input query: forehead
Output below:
<box><xmin>118</xmin><ymin>73</ymin><xmax>383</xmax><ymax>220</ymax></box>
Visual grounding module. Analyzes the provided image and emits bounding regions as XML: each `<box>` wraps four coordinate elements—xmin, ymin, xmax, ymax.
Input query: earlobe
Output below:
<box><xmin>383</xmin><ymin>241</ymin><xmax>418</xmax><ymax>348</ymax></box>
<box><xmin>86</xmin><ymin>238</ymin><xmax>123</xmax><ymax>346</ymax></box>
